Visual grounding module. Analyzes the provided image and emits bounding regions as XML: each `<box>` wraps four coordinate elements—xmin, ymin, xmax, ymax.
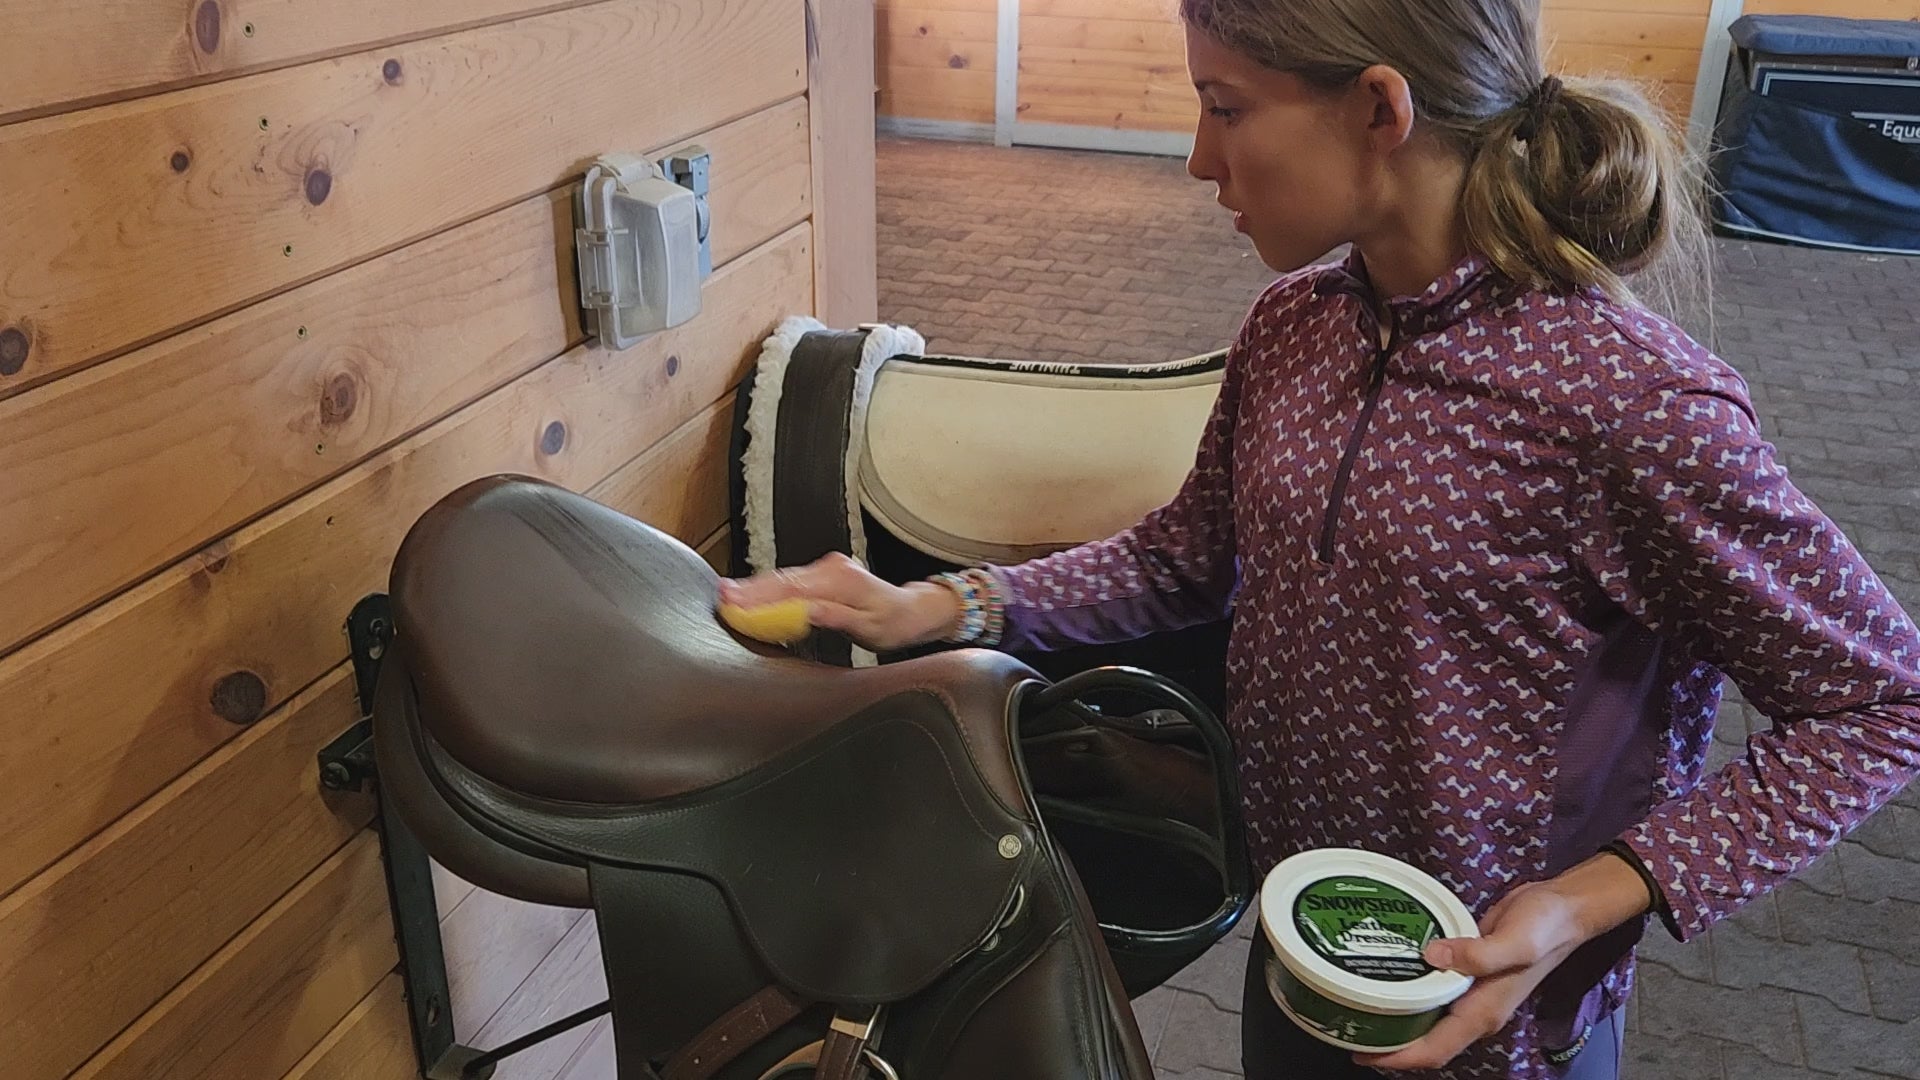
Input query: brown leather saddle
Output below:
<box><xmin>373</xmin><ymin>474</ymin><xmax>1244</xmax><ymax>1079</ymax></box>
<box><xmin>730</xmin><ymin>325</ymin><xmax>1248</xmax><ymax>997</ymax></box>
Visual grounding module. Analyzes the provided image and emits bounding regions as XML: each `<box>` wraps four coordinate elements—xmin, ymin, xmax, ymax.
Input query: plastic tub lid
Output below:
<box><xmin>1260</xmin><ymin>848</ymin><xmax>1478</xmax><ymax>1015</ymax></box>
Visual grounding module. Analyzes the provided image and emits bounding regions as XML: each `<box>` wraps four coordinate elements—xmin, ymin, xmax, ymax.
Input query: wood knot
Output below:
<box><xmin>319</xmin><ymin>373</ymin><xmax>358</xmax><ymax>425</ymax></box>
<box><xmin>948</xmin><ymin>54</ymin><xmax>968</xmax><ymax>69</ymax></box>
<box><xmin>0</xmin><ymin>327</ymin><xmax>28</xmax><ymax>376</ymax></box>
<box><xmin>210</xmin><ymin>671</ymin><xmax>268</xmax><ymax>725</ymax></box>
<box><xmin>305</xmin><ymin>168</ymin><xmax>332</xmax><ymax>205</ymax></box>
<box><xmin>665</xmin><ymin>354</ymin><xmax>680</xmax><ymax>377</ymax></box>
<box><xmin>198</xmin><ymin>540</ymin><xmax>232</xmax><ymax>576</ymax></box>
<box><xmin>383</xmin><ymin>58</ymin><xmax>403</xmax><ymax>85</ymax></box>
<box><xmin>193</xmin><ymin>0</ymin><xmax>221</xmax><ymax>53</ymax></box>
<box><xmin>540</xmin><ymin>421</ymin><xmax>567</xmax><ymax>455</ymax></box>
<box><xmin>171</xmin><ymin>150</ymin><xmax>192</xmax><ymax>173</ymax></box>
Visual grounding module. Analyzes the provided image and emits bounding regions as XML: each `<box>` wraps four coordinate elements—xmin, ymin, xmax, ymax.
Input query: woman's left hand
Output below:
<box><xmin>1354</xmin><ymin>853</ymin><xmax>1654</xmax><ymax>1072</ymax></box>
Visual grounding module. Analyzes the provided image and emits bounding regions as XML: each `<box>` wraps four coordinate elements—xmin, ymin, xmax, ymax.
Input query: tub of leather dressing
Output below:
<box><xmin>1259</xmin><ymin>848</ymin><xmax>1479</xmax><ymax>1053</ymax></box>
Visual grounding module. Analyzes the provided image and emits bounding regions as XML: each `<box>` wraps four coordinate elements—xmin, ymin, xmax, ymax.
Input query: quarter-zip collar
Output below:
<box><xmin>1311</xmin><ymin>247</ymin><xmax>1509</xmax><ymax>340</ymax></box>
<box><xmin>1306</xmin><ymin>249</ymin><xmax>1505</xmax><ymax>565</ymax></box>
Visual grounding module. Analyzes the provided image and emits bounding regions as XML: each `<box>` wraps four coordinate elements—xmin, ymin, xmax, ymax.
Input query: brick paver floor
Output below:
<box><xmin>874</xmin><ymin>135</ymin><xmax>1920</xmax><ymax>1079</ymax></box>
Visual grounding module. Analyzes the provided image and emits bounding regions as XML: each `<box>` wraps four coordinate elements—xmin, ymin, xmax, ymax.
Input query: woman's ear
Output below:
<box><xmin>1353</xmin><ymin>63</ymin><xmax>1416</xmax><ymax>152</ymax></box>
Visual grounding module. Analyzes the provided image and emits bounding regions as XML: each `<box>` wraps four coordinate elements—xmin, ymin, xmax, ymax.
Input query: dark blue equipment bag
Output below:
<box><xmin>1710</xmin><ymin>14</ymin><xmax>1920</xmax><ymax>254</ymax></box>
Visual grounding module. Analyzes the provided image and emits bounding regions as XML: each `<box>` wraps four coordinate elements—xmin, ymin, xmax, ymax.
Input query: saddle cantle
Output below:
<box><xmin>373</xmin><ymin>474</ymin><xmax>1183</xmax><ymax>1078</ymax></box>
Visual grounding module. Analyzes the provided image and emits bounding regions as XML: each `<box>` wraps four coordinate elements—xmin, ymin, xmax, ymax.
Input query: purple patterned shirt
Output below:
<box><xmin>986</xmin><ymin>252</ymin><xmax>1920</xmax><ymax>1077</ymax></box>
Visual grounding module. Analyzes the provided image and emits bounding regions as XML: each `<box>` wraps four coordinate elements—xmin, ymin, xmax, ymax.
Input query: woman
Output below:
<box><xmin>721</xmin><ymin>0</ymin><xmax>1920</xmax><ymax>1076</ymax></box>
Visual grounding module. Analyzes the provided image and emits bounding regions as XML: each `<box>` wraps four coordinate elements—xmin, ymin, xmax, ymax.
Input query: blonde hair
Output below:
<box><xmin>1180</xmin><ymin>0</ymin><xmax>1711</xmax><ymax>323</ymax></box>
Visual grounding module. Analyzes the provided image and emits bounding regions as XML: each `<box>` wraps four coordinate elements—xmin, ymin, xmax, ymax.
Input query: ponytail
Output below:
<box><xmin>1462</xmin><ymin>75</ymin><xmax>1711</xmax><ymax>321</ymax></box>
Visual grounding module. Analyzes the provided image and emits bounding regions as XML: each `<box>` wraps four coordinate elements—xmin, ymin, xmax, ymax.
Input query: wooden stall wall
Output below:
<box><xmin>877</xmin><ymin>0</ymin><xmax>999</xmax><ymax>126</ymax></box>
<box><xmin>0</xmin><ymin>0</ymin><xmax>873</xmax><ymax>1078</ymax></box>
<box><xmin>1017</xmin><ymin>0</ymin><xmax>1190</xmax><ymax>135</ymax></box>
<box><xmin>1541</xmin><ymin>0</ymin><xmax>1713</xmax><ymax>117</ymax></box>
<box><xmin>876</xmin><ymin>0</ymin><xmax>1722</xmax><ymax>143</ymax></box>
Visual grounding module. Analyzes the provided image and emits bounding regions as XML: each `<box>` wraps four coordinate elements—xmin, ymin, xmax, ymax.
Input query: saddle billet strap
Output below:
<box><xmin>661</xmin><ymin>984</ymin><xmax>812</xmax><ymax>1080</ymax></box>
<box><xmin>815</xmin><ymin>1008</ymin><xmax>879</xmax><ymax>1080</ymax></box>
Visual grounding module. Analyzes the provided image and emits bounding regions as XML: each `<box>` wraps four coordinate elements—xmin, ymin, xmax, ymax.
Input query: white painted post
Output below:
<box><xmin>995</xmin><ymin>0</ymin><xmax>1019</xmax><ymax>147</ymax></box>
<box><xmin>1687</xmin><ymin>0</ymin><xmax>1747</xmax><ymax>163</ymax></box>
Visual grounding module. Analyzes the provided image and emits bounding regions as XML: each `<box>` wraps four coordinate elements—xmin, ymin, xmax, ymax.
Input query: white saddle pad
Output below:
<box><xmin>858</xmin><ymin>354</ymin><xmax>1224</xmax><ymax>565</ymax></box>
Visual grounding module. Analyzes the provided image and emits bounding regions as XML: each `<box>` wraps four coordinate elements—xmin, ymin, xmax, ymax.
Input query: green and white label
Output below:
<box><xmin>1292</xmin><ymin>875</ymin><xmax>1439</xmax><ymax>983</ymax></box>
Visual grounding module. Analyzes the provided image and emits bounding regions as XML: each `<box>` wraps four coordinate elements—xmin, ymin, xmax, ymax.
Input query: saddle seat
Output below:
<box><xmin>393</xmin><ymin>471</ymin><xmax>1030</xmax><ymax>808</ymax></box>
<box><xmin>373</xmin><ymin>474</ymin><xmax>1155</xmax><ymax>1079</ymax></box>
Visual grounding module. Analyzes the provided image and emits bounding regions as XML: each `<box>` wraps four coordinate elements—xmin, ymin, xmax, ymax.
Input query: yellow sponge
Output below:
<box><xmin>716</xmin><ymin>598</ymin><xmax>812</xmax><ymax>645</ymax></box>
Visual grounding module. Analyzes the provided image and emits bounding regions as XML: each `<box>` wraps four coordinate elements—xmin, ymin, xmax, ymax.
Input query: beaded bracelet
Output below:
<box><xmin>932</xmin><ymin>567</ymin><xmax>1006</xmax><ymax>647</ymax></box>
<box><xmin>935</xmin><ymin>571</ymin><xmax>984</xmax><ymax>643</ymax></box>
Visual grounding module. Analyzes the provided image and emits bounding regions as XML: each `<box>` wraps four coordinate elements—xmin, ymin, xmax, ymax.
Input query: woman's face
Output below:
<box><xmin>1184</xmin><ymin>28</ymin><xmax>1402</xmax><ymax>273</ymax></box>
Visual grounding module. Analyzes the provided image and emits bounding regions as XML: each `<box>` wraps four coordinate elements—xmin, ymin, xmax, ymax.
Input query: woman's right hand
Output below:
<box><xmin>717</xmin><ymin>552</ymin><xmax>962</xmax><ymax>653</ymax></box>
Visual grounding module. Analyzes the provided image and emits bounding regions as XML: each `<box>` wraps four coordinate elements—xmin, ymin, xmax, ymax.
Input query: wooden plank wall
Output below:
<box><xmin>876</xmin><ymin>0</ymin><xmax>999</xmax><ymax>123</ymax></box>
<box><xmin>1542</xmin><ymin>0</ymin><xmax>1712</xmax><ymax>117</ymax></box>
<box><xmin>0</xmin><ymin>0</ymin><xmax>869</xmax><ymax>1077</ymax></box>
<box><xmin>875</xmin><ymin>0</ymin><xmax>1718</xmax><ymax>132</ymax></box>
<box><xmin>1019</xmin><ymin>0</ymin><xmax>1191</xmax><ymax>132</ymax></box>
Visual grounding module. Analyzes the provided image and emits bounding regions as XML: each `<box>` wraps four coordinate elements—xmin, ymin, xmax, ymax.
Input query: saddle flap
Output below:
<box><xmin>435</xmin><ymin>685</ymin><xmax>1040</xmax><ymax>1003</ymax></box>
